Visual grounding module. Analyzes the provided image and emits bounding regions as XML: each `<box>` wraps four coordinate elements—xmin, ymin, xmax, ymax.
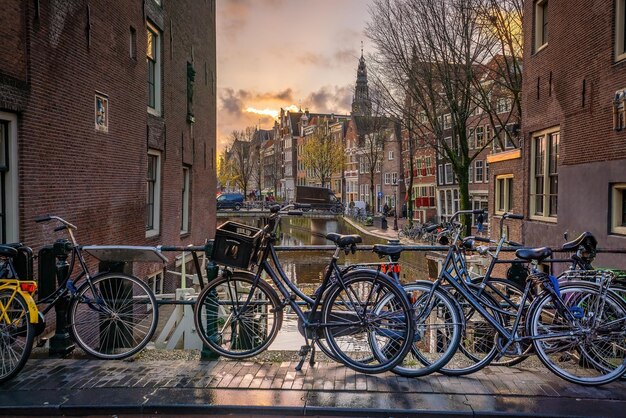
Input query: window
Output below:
<box><xmin>475</xmin><ymin>126</ymin><xmax>485</xmax><ymax>149</ymax></box>
<box><xmin>443</xmin><ymin>114</ymin><xmax>452</xmax><ymax>129</ymax></box>
<box><xmin>495</xmin><ymin>175</ymin><xmax>513</xmax><ymax>214</ymax></box>
<box><xmin>611</xmin><ymin>184</ymin><xmax>626</xmax><ymax>235</ymax></box>
<box><xmin>468</xmin><ymin>164</ymin><xmax>473</xmax><ymax>184</ymax></box>
<box><xmin>496</xmin><ymin>97</ymin><xmax>512</xmax><ymax>114</ymax></box>
<box><xmin>147</xmin><ymin>22</ymin><xmax>161</xmax><ymax>115</ymax></box>
<box><xmin>468</xmin><ymin>128</ymin><xmax>475</xmax><ymax>149</ymax></box>
<box><xmin>438</xmin><ymin>164</ymin><xmax>444</xmax><ymax>185</ymax></box>
<box><xmin>181</xmin><ymin>166</ymin><xmax>190</xmax><ymax>234</ymax></box>
<box><xmin>0</xmin><ymin>115</ymin><xmax>19</xmax><ymax>243</ymax></box>
<box><xmin>616</xmin><ymin>0</ymin><xmax>626</xmax><ymax>61</ymax></box>
<box><xmin>475</xmin><ymin>160</ymin><xmax>483</xmax><ymax>183</ymax></box>
<box><xmin>425</xmin><ymin>156</ymin><xmax>433</xmax><ymax>174</ymax></box>
<box><xmin>534</xmin><ymin>0</ymin><xmax>549</xmax><ymax>51</ymax></box>
<box><xmin>493</xmin><ymin>125</ymin><xmax>517</xmax><ymax>151</ymax></box>
<box><xmin>129</xmin><ymin>26</ymin><xmax>137</xmax><ymax>60</ymax></box>
<box><xmin>530</xmin><ymin>128</ymin><xmax>559</xmax><ymax>220</ymax></box>
<box><xmin>388</xmin><ymin>150</ymin><xmax>394</xmax><ymax>160</ymax></box>
<box><xmin>384</xmin><ymin>173</ymin><xmax>390</xmax><ymax>185</ymax></box>
<box><xmin>485</xmin><ymin>161</ymin><xmax>489</xmax><ymax>183</ymax></box>
<box><xmin>375</xmin><ymin>161</ymin><xmax>381</xmax><ymax>173</ymax></box>
<box><xmin>148</xmin><ymin>271</ymin><xmax>164</xmax><ymax>295</ymax></box>
<box><xmin>391</xmin><ymin>172</ymin><xmax>398</xmax><ymax>184</ymax></box>
<box><xmin>444</xmin><ymin>163</ymin><xmax>453</xmax><ymax>184</ymax></box>
<box><xmin>146</xmin><ymin>150</ymin><xmax>162</xmax><ymax>236</ymax></box>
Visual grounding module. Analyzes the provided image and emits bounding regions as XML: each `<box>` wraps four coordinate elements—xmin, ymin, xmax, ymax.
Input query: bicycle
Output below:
<box><xmin>33</xmin><ymin>215</ymin><xmax>159</xmax><ymax>359</ymax></box>
<box><xmin>194</xmin><ymin>204</ymin><xmax>415</xmax><ymax>374</ymax></box>
<box><xmin>0</xmin><ymin>244</ymin><xmax>39</xmax><ymax>383</ymax></box>
<box><xmin>413</xmin><ymin>212</ymin><xmax>626</xmax><ymax>385</ymax></box>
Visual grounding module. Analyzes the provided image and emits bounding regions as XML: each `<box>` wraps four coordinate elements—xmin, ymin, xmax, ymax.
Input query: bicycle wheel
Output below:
<box><xmin>439</xmin><ymin>287</ymin><xmax>502</xmax><ymax>376</ymax></box>
<box><xmin>529</xmin><ymin>282</ymin><xmax>626</xmax><ymax>386</ymax></box>
<box><xmin>322</xmin><ymin>272</ymin><xmax>413</xmax><ymax>374</ymax></box>
<box><xmin>0</xmin><ymin>291</ymin><xmax>34</xmax><ymax>383</ymax></box>
<box><xmin>69</xmin><ymin>273</ymin><xmax>158</xmax><ymax>360</ymax></box>
<box><xmin>474</xmin><ymin>278</ymin><xmax>534</xmax><ymax>367</ymax></box>
<box><xmin>194</xmin><ymin>273</ymin><xmax>282</xmax><ymax>359</ymax></box>
<box><xmin>392</xmin><ymin>282</ymin><xmax>462</xmax><ymax>377</ymax></box>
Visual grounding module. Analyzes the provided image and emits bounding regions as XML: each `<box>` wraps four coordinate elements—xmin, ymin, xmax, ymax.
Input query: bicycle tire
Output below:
<box><xmin>69</xmin><ymin>273</ymin><xmax>158</xmax><ymax>360</ymax></box>
<box><xmin>438</xmin><ymin>287</ymin><xmax>503</xmax><ymax>376</ymax></box>
<box><xmin>322</xmin><ymin>271</ymin><xmax>414</xmax><ymax>374</ymax></box>
<box><xmin>529</xmin><ymin>282</ymin><xmax>626</xmax><ymax>386</ymax></box>
<box><xmin>0</xmin><ymin>290</ymin><xmax>34</xmax><ymax>383</ymax></box>
<box><xmin>391</xmin><ymin>282</ymin><xmax>463</xmax><ymax>377</ymax></box>
<box><xmin>194</xmin><ymin>272</ymin><xmax>282</xmax><ymax>359</ymax></box>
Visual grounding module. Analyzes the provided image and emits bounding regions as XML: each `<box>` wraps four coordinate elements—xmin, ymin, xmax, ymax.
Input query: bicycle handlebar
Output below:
<box><xmin>34</xmin><ymin>215</ymin><xmax>77</xmax><ymax>230</ymax></box>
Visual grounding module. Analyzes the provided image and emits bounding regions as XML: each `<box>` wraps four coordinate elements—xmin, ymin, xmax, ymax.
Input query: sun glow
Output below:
<box><xmin>245</xmin><ymin>104</ymin><xmax>302</xmax><ymax>119</ymax></box>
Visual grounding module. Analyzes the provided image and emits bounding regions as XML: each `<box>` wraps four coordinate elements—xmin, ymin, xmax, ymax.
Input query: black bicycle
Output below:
<box><xmin>33</xmin><ymin>215</ymin><xmax>159</xmax><ymax>359</ymax></box>
<box><xmin>194</xmin><ymin>204</ymin><xmax>415</xmax><ymax>374</ymax></box>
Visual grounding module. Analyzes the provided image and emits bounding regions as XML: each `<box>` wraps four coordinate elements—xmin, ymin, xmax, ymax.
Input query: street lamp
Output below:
<box><xmin>392</xmin><ymin>179</ymin><xmax>399</xmax><ymax>231</ymax></box>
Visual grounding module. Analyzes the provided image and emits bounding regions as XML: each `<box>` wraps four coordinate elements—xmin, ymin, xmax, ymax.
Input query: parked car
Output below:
<box><xmin>216</xmin><ymin>193</ymin><xmax>244</xmax><ymax>211</ymax></box>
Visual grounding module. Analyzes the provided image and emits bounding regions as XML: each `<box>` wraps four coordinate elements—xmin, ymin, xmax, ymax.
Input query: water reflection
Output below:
<box><xmin>223</xmin><ymin>216</ymin><xmax>429</xmax><ymax>290</ymax></box>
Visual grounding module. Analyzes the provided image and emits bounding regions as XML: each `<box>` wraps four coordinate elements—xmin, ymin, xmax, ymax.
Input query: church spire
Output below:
<box><xmin>351</xmin><ymin>42</ymin><xmax>372</xmax><ymax>117</ymax></box>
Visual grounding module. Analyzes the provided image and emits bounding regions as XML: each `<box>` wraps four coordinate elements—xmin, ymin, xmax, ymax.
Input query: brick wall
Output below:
<box><xmin>0</xmin><ymin>0</ymin><xmax>216</xmax><ymax>279</ymax></box>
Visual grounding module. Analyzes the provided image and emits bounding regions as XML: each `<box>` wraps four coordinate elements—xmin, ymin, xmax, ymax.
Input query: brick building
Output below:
<box><xmin>0</xmin><ymin>1</ymin><xmax>217</xmax><ymax>285</ymax></box>
<box><xmin>520</xmin><ymin>0</ymin><xmax>626</xmax><ymax>269</ymax></box>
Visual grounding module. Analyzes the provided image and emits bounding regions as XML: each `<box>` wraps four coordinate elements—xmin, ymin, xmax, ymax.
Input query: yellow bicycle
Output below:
<box><xmin>0</xmin><ymin>245</ymin><xmax>39</xmax><ymax>384</ymax></box>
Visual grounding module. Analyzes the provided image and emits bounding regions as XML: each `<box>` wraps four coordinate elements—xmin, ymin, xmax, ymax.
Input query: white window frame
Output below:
<box><xmin>534</xmin><ymin>0</ymin><xmax>549</xmax><ymax>52</ymax></box>
<box><xmin>485</xmin><ymin>161</ymin><xmax>490</xmax><ymax>183</ymax></box>
<box><xmin>474</xmin><ymin>160</ymin><xmax>483</xmax><ymax>183</ymax></box>
<box><xmin>391</xmin><ymin>172</ymin><xmax>398</xmax><ymax>184</ymax></box>
<box><xmin>181</xmin><ymin>166</ymin><xmax>190</xmax><ymax>234</ymax></box>
<box><xmin>495</xmin><ymin>175</ymin><xmax>513</xmax><ymax>214</ymax></box>
<box><xmin>617</xmin><ymin>0</ymin><xmax>626</xmax><ymax>61</ymax></box>
<box><xmin>611</xmin><ymin>183</ymin><xmax>626</xmax><ymax>235</ymax></box>
<box><xmin>147</xmin><ymin>271</ymin><xmax>164</xmax><ymax>295</ymax></box>
<box><xmin>0</xmin><ymin>112</ymin><xmax>19</xmax><ymax>243</ymax></box>
<box><xmin>388</xmin><ymin>150</ymin><xmax>394</xmax><ymax>160</ymax></box>
<box><xmin>146</xmin><ymin>149</ymin><xmax>162</xmax><ymax>237</ymax></box>
<box><xmin>147</xmin><ymin>21</ymin><xmax>162</xmax><ymax>116</ymax></box>
<box><xmin>438</xmin><ymin>164</ymin><xmax>444</xmax><ymax>185</ymax></box>
<box><xmin>444</xmin><ymin>163</ymin><xmax>453</xmax><ymax>185</ymax></box>
<box><xmin>530</xmin><ymin>127</ymin><xmax>559</xmax><ymax>221</ymax></box>
<box><xmin>443</xmin><ymin>114</ymin><xmax>452</xmax><ymax>129</ymax></box>
<box><xmin>384</xmin><ymin>173</ymin><xmax>390</xmax><ymax>185</ymax></box>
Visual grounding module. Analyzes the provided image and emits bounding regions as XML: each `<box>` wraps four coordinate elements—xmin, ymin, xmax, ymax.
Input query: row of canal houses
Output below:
<box><xmin>252</xmin><ymin>1</ymin><xmax>626</xmax><ymax>269</ymax></box>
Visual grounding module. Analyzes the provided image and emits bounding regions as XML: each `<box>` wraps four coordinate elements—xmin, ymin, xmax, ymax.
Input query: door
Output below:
<box><xmin>0</xmin><ymin>113</ymin><xmax>18</xmax><ymax>243</ymax></box>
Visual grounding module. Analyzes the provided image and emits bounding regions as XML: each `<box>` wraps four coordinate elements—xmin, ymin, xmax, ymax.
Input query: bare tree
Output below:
<box><xmin>301</xmin><ymin>122</ymin><xmax>345</xmax><ymax>188</ymax></box>
<box><xmin>367</xmin><ymin>0</ymin><xmax>514</xmax><ymax>232</ymax></box>
<box><xmin>225</xmin><ymin>126</ymin><xmax>258</xmax><ymax>199</ymax></box>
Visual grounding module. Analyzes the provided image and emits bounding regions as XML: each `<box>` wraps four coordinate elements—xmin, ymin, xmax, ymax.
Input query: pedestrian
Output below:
<box><xmin>383</xmin><ymin>203</ymin><xmax>390</xmax><ymax>217</ymax></box>
<box><xmin>476</xmin><ymin>213</ymin><xmax>485</xmax><ymax>234</ymax></box>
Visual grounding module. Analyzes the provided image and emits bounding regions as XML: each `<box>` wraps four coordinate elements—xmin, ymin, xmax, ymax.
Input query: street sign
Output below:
<box><xmin>378</xmin><ymin>191</ymin><xmax>383</xmax><ymax>198</ymax></box>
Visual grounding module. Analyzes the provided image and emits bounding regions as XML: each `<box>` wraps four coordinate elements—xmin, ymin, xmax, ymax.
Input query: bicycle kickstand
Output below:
<box><xmin>295</xmin><ymin>342</ymin><xmax>312</xmax><ymax>372</ymax></box>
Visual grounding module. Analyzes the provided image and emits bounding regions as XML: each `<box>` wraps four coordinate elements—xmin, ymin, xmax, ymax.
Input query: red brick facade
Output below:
<box><xmin>521</xmin><ymin>0</ymin><xmax>626</xmax><ymax>268</ymax></box>
<box><xmin>0</xmin><ymin>1</ymin><xmax>216</xmax><ymax>278</ymax></box>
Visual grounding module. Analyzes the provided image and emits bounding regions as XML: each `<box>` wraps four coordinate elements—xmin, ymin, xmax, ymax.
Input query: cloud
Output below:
<box><xmin>296</xmin><ymin>48</ymin><xmax>359</xmax><ymax>69</ymax></box>
<box><xmin>303</xmin><ymin>85</ymin><xmax>353</xmax><ymax>114</ymax></box>
<box><xmin>219</xmin><ymin>88</ymin><xmax>294</xmax><ymax>117</ymax></box>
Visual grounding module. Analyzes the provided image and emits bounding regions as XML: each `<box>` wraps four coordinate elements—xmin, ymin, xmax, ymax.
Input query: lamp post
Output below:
<box><xmin>392</xmin><ymin>179</ymin><xmax>399</xmax><ymax>231</ymax></box>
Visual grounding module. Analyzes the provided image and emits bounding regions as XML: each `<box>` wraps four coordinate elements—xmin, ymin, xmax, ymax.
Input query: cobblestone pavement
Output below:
<box><xmin>1</xmin><ymin>357</ymin><xmax>625</xmax><ymax>417</ymax></box>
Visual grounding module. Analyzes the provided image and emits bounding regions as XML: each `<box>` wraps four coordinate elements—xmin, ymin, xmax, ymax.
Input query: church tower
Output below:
<box><xmin>351</xmin><ymin>44</ymin><xmax>372</xmax><ymax>117</ymax></box>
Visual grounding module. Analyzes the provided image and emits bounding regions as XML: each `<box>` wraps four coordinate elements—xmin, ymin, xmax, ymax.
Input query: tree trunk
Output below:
<box><xmin>457</xmin><ymin>166</ymin><xmax>472</xmax><ymax>236</ymax></box>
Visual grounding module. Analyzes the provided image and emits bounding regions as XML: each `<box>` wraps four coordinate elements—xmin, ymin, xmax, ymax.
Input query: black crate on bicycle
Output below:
<box><xmin>212</xmin><ymin>221</ymin><xmax>263</xmax><ymax>269</ymax></box>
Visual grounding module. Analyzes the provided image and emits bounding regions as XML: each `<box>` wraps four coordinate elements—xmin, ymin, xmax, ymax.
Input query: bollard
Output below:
<box><xmin>48</xmin><ymin>239</ymin><xmax>75</xmax><ymax>357</ymax></box>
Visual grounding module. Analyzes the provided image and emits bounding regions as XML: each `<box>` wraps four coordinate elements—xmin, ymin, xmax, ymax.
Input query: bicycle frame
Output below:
<box><xmin>0</xmin><ymin>279</ymin><xmax>39</xmax><ymax>324</ymax></box>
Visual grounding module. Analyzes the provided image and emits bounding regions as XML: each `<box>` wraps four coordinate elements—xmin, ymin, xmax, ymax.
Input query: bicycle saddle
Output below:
<box><xmin>325</xmin><ymin>233</ymin><xmax>362</xmax><ymax>247</ymax></box>
<box><xmin>561</xmin><ymin>231</ymin><xmax>597</xmax><ymax>252</ymax></box>
<box><xmin>0</xmin><ymin>245</ymin><xmax>18</xmax><ymax>258</ymax></box>
<box><xmin>515</xmin><ymin>247</ymin><xmax>552</xmax><ymax>261</ymax></box>
<box><xmin>372</xmin><ymin>244</ymin><xmax>403</xmax><ymax>257</ymax></box>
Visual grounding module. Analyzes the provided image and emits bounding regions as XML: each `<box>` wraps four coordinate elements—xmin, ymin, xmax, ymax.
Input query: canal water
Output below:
<box><xmin>221</xmin><ymin>215</ymin><xmax>431</xmax><ymax>351</ymax></box>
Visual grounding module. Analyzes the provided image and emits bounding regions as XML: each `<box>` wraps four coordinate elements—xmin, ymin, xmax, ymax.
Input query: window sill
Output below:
<box><xmin>610</xmin><ymin>226</ymin><xmax>626</xmax><ymax>236</ymax></box>
<box><xmin>147</xmin><ymin>107</ymin><xmax>162</xmax><ymax>117</ymax></box>
<box><xmin>533</xmin><ymin>43</ymin><xmax>548</xmax><ymax>55</ymax></box>
<box><xmin>615</xmin><ymin>52</ymin><xmax>626</xmax><ymax>64</ymax></box>
<box><xmin>529</xmin><ymin>215</ymin><xmax>557</xmax><ymax>224</ymax></box>
<box><xmin>146</xmin><ymin>229</ymin><xmax>160</xmax><ymax>239</ymax></box>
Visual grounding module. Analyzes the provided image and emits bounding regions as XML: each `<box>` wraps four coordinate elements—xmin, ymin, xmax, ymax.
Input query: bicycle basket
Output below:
<box><xmin>212</xmin><ymin>221</ymin><xmax>263</xmax><ymax>269</ymax></box>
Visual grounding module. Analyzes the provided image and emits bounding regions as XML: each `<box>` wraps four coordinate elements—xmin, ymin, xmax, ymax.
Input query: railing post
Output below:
<box><xmin>48</xmin><ymin>239</ymin><xmax>75</xmax><ymax>357</ymax></box>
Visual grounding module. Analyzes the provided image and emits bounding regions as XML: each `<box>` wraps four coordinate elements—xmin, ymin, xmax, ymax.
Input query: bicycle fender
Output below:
<box><xmin>17</xmin><ymin>290</ymin><xmax>39</xmax><ymax>323</ymax></box>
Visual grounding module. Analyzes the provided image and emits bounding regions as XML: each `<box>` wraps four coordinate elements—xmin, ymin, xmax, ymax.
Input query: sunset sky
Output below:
<box><xmin>216</xmin><ymin>0</ymin><xmax>374</xmax><ymax>149</ymax></box>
